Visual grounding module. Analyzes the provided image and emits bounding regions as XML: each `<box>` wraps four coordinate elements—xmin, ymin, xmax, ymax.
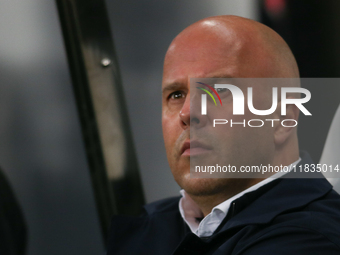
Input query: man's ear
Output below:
<box><xmin>273</xmin><ymin>101</ymin><xmax>300</xmax><ymax>145</ymax></box>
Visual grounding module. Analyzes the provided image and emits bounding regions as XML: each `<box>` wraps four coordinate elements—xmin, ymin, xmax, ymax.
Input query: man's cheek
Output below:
<box><xmin>162</xmin><ymin>120</ymin><xmax>177</xmax><ymax>152</ymax></box>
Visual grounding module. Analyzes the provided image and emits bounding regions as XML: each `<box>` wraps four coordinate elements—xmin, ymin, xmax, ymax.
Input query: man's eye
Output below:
<box><xmin>169</xmin><ymin>91</ymin><xmax>185</xmax><ymax>100</ymax></box>
<box><xmin>216</xmin><ymin>88</ymin><xmax>228</xmax><ymax>93</ymax></box>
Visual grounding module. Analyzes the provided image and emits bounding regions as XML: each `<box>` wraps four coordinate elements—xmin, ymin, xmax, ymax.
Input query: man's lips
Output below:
<box><xmin>181</xmin><ymin>140</ymin><xmax>213</xmax><ymax>156</ymax></box>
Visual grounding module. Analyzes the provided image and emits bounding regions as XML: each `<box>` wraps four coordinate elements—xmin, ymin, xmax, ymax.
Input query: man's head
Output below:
<box><xmin>161</xmin><ymin>15</ymin><xmax>300</xmax><ymax>208</ymax></box>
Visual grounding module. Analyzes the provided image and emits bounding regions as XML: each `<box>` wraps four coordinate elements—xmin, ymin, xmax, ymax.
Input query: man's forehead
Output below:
<box><xmin>162</xmin><ymin>26</ymin><xmax>259</xmax><ymax>87</ymax></box>
<box><xmin>165</xmin><ymin>29</ymin><xmax>242</xmax><ymax>63</ymax></box>
<box><xmin>162</xmin><ymin>15</ymin><xmax>298</xmax><ymax>87</ymax></box>
<box><xmin>162</xmin><ymin>38</ymin><xmax>245</xmax><ymax>88</ymax></box>
<box><xmin>162</xmin><ymin>72</ymin><xmax>236</xmax><ymax>91</ymax></box>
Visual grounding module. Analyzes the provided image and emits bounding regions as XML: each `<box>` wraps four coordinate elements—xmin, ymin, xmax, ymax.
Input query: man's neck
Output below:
<box><xmin>187</xmin><ymin>178</ymin><xmax>265</xmax><ymax>217</ymax></box>
<box><xmin>186</xmin><ymin>155</ymin><xmax>301</xmax><ymax>217</ymax></box>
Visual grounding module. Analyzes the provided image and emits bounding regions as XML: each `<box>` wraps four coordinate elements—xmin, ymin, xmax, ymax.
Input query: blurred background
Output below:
<box><xmin>0</xmin><ymin>0</ymin><xmax>339</xmax><ymax>254</ymax></box>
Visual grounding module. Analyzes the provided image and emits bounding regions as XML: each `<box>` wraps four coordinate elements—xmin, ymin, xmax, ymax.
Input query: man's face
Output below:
<box><xmin>162</xmin><ymin>22</ymin><xmax>276</xmax><ymax>196</ymax></box>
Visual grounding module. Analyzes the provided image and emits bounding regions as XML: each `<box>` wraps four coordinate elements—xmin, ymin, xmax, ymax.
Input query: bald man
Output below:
<box><xmin>107</xmin><ymin>16</ymin><xmax>340</xmax><ymax>255</ymax></box>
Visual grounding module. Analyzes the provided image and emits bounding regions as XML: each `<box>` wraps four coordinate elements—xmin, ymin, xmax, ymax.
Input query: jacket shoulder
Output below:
<box><xmin>107</xmin><ymin>196</ymin><xmax>183</xmax><ymax>255</ymax></box>
<box><xmin>143</xmin><ymin>196</ymin><xmax>181</xmax><ymax>215</ymax></box>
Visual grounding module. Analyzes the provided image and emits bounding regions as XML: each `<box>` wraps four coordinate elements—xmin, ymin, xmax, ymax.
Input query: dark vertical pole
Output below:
<box><xmin>55</xmin><ymin>0</ymin><xmax>145</xmax><ymax>244</ymax></box>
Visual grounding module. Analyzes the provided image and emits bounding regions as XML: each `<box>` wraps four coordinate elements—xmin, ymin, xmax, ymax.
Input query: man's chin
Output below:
<box><xmin>179</xmin><ymin>177</ymin><xmax>232</xmax><ymax>197</ymax></box>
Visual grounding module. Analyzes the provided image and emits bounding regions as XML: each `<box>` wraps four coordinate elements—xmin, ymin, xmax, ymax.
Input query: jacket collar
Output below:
<box><xmin>217</xmin><ymin>151</ymin><xmax>333</xmax><ymax>232</ymax></box>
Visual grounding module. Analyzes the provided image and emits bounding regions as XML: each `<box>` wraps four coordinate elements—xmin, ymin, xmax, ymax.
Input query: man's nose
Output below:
<box><xmin>179</xmin><ymin>92</ymin><xmax>207</xmax><ymax>130</ymax></box>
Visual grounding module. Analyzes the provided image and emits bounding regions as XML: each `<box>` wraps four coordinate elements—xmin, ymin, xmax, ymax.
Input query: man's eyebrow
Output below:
<box><xmin>209</xmin><ymin>75</ymin><xmax>234</xmax><ymax>79</ymax></box>
<box><xmin>162</xmin><ymin>76</ymin><xmax>233</xmax><ymax>94</ymax></box>
<box><xmin>162</xmin><ymin>83</ymin><xmax>184</xmax><ymax>94</ymax></box>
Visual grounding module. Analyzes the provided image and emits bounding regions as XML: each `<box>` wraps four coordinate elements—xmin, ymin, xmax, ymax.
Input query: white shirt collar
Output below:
<box><xmin>179</xmin><ymin>158</ymin><xmax>301</xmax><ymax>237</ymax></box>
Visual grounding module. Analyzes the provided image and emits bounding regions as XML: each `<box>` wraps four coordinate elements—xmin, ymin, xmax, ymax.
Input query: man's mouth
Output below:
<box><xmin>180</xmin><ymin>140</ymin><xmax>213</xmax><ymax>156</ymax></box>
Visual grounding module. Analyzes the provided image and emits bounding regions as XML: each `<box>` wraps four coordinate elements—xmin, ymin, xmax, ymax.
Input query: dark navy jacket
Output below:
<box><xmin>107</xmin><ymin>153</ymin><xmax>340</xmax><ymax>254</ymax></box>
